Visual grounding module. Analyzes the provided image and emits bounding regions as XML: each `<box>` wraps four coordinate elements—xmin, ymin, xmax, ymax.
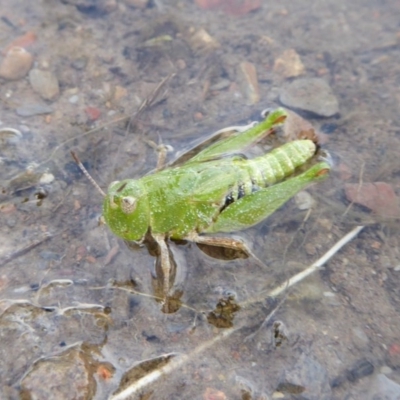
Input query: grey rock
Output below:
<box><xmin>367</xmin><ymin>374</ymin><xmax>400</xmax><ymax>400</ymax></box>
<box><xmin>16</xmin><ymin>104</ymin><xmax>53</xmax><ymax>117</ymax></box>
<box><xmin>40</xmin><ymin>251</ymin><xmax>62</xmax><ymax>261</ymax></box>
<box><xmin>29</xmin><ymin>69</ymin><xmax>60</xmax><ymax>100</ymax></box>
<box><xmin>61</xmin><ymin>0</ymin><xmax>117</xmax><ymax>15</ymax></box>
<box><xmin>71</xmin><ymin>57</ymin><xmax>88</xmax><ymax>70</ymax></box>
<box><xmin>277</xmin><ymin>353</ymin><xmax>332</xmax><ymax>399</ymax></box>
<box><xmin>20</xmin><ymin>346</ymin><xmax>96</xmax><ymax>399</ymax></box>
<box><xmin>279</xmin><ymin>78</ymin><xmax>339</xmax><ymax>117</ymax></box>
<box><xmin>346</xmin><ymin>359</ymin><xmax>374</xmax><ymax>382</ymax></box>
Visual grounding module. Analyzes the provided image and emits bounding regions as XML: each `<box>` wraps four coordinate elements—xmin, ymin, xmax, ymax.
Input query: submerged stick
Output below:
<box><xmin>268</xmin><ymin>225</ymin><xmax>364</xmax><ymax>297</ymax></box>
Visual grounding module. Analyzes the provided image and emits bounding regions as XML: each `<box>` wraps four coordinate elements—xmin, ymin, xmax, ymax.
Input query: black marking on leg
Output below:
<box><xmin>251</xmin><ymin>179</ymin><xmax>260</xmax><ymax>193</ymax></box>
<box><xmin>220</xmin><ymin>190</ymin><xmax>235</xmax><ymax>213</ymax></box>
<box><xmin>238</xmin><ymin>182</ymin><xmax>246</xmax><ymax>199</ymax></box>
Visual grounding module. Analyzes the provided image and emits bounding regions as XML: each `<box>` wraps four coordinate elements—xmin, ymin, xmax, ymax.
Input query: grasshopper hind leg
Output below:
<box><xmin>185</xmin><ymin>232</ymin><xmax>267</xmax><ymax>269</ymax></box>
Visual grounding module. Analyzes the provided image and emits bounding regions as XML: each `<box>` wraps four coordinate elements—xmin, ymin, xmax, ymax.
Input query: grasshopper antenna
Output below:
<box><xmin>71</xmin><ymin>151</ymin><xmax>106</xmax><ymax>197</ymax></box>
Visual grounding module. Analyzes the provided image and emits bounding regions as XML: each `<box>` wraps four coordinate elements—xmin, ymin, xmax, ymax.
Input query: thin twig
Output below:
<box><xmin>268</xmin><ymin>225</ymin><xmax>364</xmax><ymax>297</ymax></box>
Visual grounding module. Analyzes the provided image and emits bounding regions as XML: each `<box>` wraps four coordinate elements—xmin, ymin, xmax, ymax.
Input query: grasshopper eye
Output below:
<box><xmin>121</xmin><ymin>196</ymin><xmax>136</xmax><ymax>214</ymax></box>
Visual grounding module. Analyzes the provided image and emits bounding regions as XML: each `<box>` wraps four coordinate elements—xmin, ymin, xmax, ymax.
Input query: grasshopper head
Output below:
<box><xmin>103</xmin><ymin>179</ymin><xmax>148</xmax><ymax>241</ymax></box>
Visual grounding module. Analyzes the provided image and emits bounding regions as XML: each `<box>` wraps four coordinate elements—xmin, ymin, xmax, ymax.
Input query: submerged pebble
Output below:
<box><xmin>237</xmin><ymin>61</ymin><xmax>260</xmax><ymax>105</ymax></box>
<box><xmin>295</xmin><ymin>190</ymin><xmax>316</xmax><ymax>210</ymax></box>
<box><xmin>68</xmin><ymin>94</ymin><xmax>79</xmax><ymax>104</ymax></box>
<box><xmin>0</xmin><ymin>46</ymin><xmax>33</xmax><ymax>80</ymax></box>
<box><xmin>273</xmin><ymin>48</ymin><xmax>305</xmax><ymax>78</ymax></box>
<box><xmin>39</xmin><ymin>172</ymin><xmax>55</xmax><ymax>185</ymax></box>
<box><xmin>16</xmin><ymin>104</ymin><xmax>53</xmax><ymax>117</ymax></box>
<box><xmin>346</xmin><ymin>359</ymin><xmax>374</xmax><ymax>382</ymax></box>
<box><xmin>367</xmin><ymin>374</ymin><xmax>400</xmax><ymax>399</ymax></box>
<box><xmin>279</xmin><ymin>78</ymin><xmax>339</xmax><ymax>117</ymax></box>
<box><xmin>123</xmin><ymin>0</ymin><xmax>149</xmax><ymax>8</ymax></box>
<box><xmin>29</xmin><ymin>69</ymin><xmax>60</xmax><ymax>100</ymax></box>
<box><xmin>71</xmin><ymin>57</ymin><xmax>88</xmax><ymax>70</ymax></box>
<box><xmin>277</xmin><ymin>353</ymin><xmax>332</xmax><ymax>398</ymax></box>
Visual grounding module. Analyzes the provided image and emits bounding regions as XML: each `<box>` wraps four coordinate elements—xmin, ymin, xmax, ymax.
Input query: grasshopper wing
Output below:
<box><xmin>204</xmin><ymin>161</ymin><xmax>330</xmax><ymax>233</ymax></box>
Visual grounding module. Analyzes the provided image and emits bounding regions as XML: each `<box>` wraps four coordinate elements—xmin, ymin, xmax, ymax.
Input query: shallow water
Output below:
<box><xmin>1</xmin><ymin>1</ymin><xmax>400</xmax><ymax>399</ymax></box>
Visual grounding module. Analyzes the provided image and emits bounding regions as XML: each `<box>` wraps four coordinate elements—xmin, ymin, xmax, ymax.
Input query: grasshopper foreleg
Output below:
<box><xmin>152</xmin><ymin>233</ymin><xmax>172</xmax><ymax>300</ymax></box>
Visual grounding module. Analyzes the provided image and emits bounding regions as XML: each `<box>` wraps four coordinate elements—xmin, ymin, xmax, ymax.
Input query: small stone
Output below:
<box><xmin>113</xmin><ymin>85</ymin><xmax>127</xmax><ymax>102</ymax></box>
<box><xmin>279</xmin><ymin>78</ymin><xmax>339</xmax><ymax>117</ymax></box>
<box><xmin>295</xmin><ymin>191</ymin><xmax>316</xmax><ymax>210</ymax></box>
<box><xmin>176</xmin><ymin>59</ymin><xmax>186</xmax><ymax>70</ymax></box>
<box><xmin>344</xmin><ymin>182</ymin><xmax>400</xmax><ymax>218</ymax></box>
<box><xmin>16</xmin><ymin>104</ymin><xmax>53</xmax><ymax>117</ymax></box>
<box><xmin>20</xmin><ymin>347</ymin><xmax>95</xmax><ymax>399</ymax></box>
<box><xmin>380</xmin><ymin>366</ymin><xmax>393</xmax><ymax>375</ymax></box>
<box><xmin>277</xmin><ymin>353</ymin><xmax>331</xmax><ymax>399</ymax></box>
<box><xmin>123</xmin><ymin>0</ymin><xmax>149</xmax><ymax>8</ymax></box>
<box><xmin>186</xmin><ymin>28</ymin><xmax>220</xmax><ymax>53</ymax></box>
<box><xmin>273</xmin><ymin>49</ymin><xmax>305</xmax><ymax>78</ymax></box>
<box><xmin>69</xmin><ymin>95</ymin><xmax>79</xmax><ymax>104</ymax></box>
<box><xmin>193</xmin><ymin>111</ymin><xmax>203</xmax><ymax>121</ymax></box>
<box><xmin>203</xmin><ymin>387</ymin><xmax>227</xmax><ymax>400</ymax></box>
<box><xmin>237</xmin><ymin>61</ymin><xmax>260</xmax><ymax>105</ymax></box>
<box><xmin>0</xmin><ymin>203</ymin><xmax>16</xmax><ymax>214</ymax></box>
<box><xmin>367</xmin><ymin>374</ymin><xmax>400</xmax><ymax>400</ymax></box>
<box><xmin>85</xmin><ymin>106</ymin><xmax>101</xmax><ymax>121</ymax></box>
<box><xmin>351</xmin><ymin>327</ymin><xmax>369</xmax><ymax>350</ymax></box>
<box><xmin>305</xmin><ymin>242</ymin><xmax>317</xmax><ymax>256</ymax></box>
<box><xmin>280</xmin><ymin>109</ymin><xmax>320</xmax><ymax>143</ymax></box>
<box><xmin>40</xmin><ymin>251</ymin><xmax>61</xmax><ymax>261</ymax></box>
<box><xmin>71</xmin><ymin>57</ymin><xmax>88</xmax><ymax>70</ymax></box>
<box><xmin>39</xmin><ymin>172</ymin><xmax>55</xmax><ymax>185</ymax></box>
<box><xmin>4</xmin><ymin>32</ymin><xmax>37</xmax><ymax>54</ymax></box>
<box><xmin>0</xmin><ymin>46</ymin><xmax>33</xmax><ymax>80</ymax></box>
<box><xmin>29</xmin><ymin>69</ymin><xmax>60</xmax><ymax>100</ymax></box>
<box><xmin>346</xmin><ymin>359</ymin><xmax>374</xmax><ymax>382</ymax></box>
<box><xmin>5</xmin><ymin>217</ymin><xmax>17</xmax><ymax>228</ymax></box>
<box><xmin>195</xmin><ymin>0</ymin><xmax>260</xmax><ymax>16</ymax></box>
<box><xmin>387</xmin><ymin>343</ymin><xmax>400</xmax><ymax>368</ymax></box>
<box><xmin>210</xmin><ymin>78</ymin><xmax>230</xmax><ymax>91</ymax></box>
<box><xmin>62</xmin><ymin>0</ymin><xmax>117</xmax><ymax>15</ymax></box>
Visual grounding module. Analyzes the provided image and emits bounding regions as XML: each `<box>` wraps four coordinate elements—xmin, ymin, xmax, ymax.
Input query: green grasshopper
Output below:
<box><xmin>73</xmin><ymin>108</ymin><xmax>330</xmax><ymax>303</ymax></box>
